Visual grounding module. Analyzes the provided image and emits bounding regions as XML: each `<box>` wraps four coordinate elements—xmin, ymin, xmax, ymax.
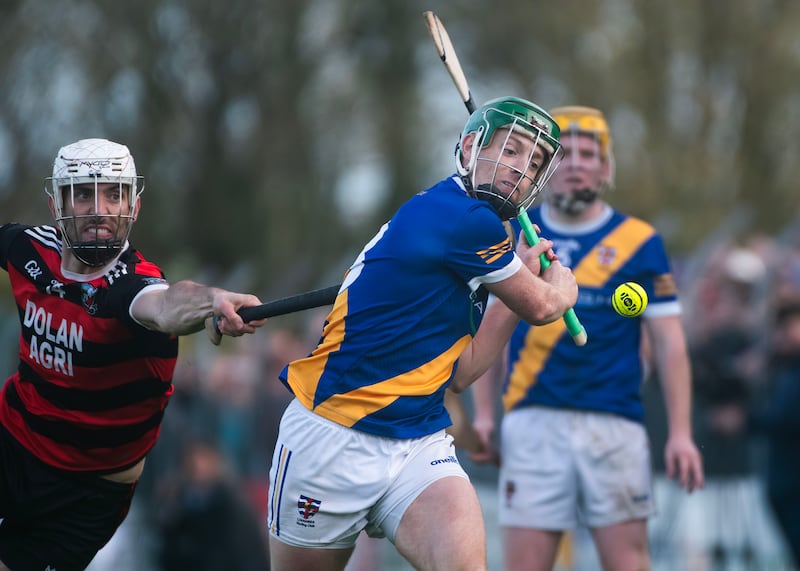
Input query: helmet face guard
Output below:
<box><xmin>46</xmin><ymin>138</ymin><xmax>143</xmax><ymax>267</ymax></box>
<box><xmin>456</xmin><ymin>97</ymin><xmax>563</xmax><ymax>220</ymax></box>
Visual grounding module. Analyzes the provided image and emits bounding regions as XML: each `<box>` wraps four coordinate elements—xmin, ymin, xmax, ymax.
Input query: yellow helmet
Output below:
<box><xmin>548</xmin><ymin>106</ymin><xmax>612</xmax><ymax>160</ymax></box>
<box><xmin>549</xmin><ymin>106</ymin><xmax>615</xmax><ymax>194</ymax></box>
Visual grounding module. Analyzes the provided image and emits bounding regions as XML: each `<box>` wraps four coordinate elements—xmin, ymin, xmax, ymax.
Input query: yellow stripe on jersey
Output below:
<box><xmin>286</xmin><ymin>289</ymin><xmax>350</xmax><ymax>409</ymax></box>
<box><xmin>573</xmin><ymin>217</ymin><xmax>655</xmax><ymax>287</ymax></box>
<box><xmin>477</xmin><ymin>237</ymin><xmax>513</xmax><ymax>265</ymax></box>
<box><xmin>504</xmin><ymin>319</ymin><xmax>565</xmax><ymax>412</ymax></box>
<box><xmin>286</xmin><ymin>287</ymin><xmax>472</xmax><ymax>428</ymax></box>
<box><xmin>654</xmin><ymin>272</ymin><xmax>677</xmax><ymax>297</ymax></box>
<box><xmin>503</xmin><ymin>217</ymin><xmax>655</xmax><ymax>412</ymax></box>
<box><xmin>314</xmin><ymin>334</ymin><xmax>472</xmax><ymax>427</ymax></box>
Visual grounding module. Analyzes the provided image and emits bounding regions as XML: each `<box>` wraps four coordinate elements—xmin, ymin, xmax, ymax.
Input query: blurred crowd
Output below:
<box><xmin>135</xmin><ymin>308</ymin><xmax>330</xmax><ymax>570</ymax></box>
<box><xmin>643</xmin><ymin>226</ymin><xmax>800</xmax><ymax>570</ymax></box>
<box><xmin>4</xmin><ymin>226</ymin><xmax>800</xmax><ymax>570</ymax></box>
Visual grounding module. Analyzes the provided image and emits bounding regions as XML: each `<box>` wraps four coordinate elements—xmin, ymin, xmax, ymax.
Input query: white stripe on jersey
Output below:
<box><xmin>468</xmin><ymin>254</ymin><xmax>523</xmax><ymax>291</ymax></box>
<box><xmin>25</xmin><ymin>225</ymin><xmax>62</xmax><ymax>253</ymax></box>
<box><xmin>342</xmin><ymin>222</ymin><xmax>390</xmax><ymax>290</ymax></box>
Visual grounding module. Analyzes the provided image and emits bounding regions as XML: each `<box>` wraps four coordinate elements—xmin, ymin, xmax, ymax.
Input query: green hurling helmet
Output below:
<box><xmin>456</xmin><ymin>96</ymin><xmax>563</xmax><ymax>220</ymax></box>
<box><xmin>462</xmin><ymin>96</ymin><xmax>561</xmax><ymax>156</ymax></box>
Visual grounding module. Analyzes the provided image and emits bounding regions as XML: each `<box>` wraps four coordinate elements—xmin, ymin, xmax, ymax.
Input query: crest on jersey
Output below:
<box><xmin>81</xmin><ymin>283</ymin><xmax>99</xmax><ymax>314</ymax></box>
<box><xmin>597</xmin><ymin>245</ymin><xmax>617</xmax><ymax>266</ymax></box>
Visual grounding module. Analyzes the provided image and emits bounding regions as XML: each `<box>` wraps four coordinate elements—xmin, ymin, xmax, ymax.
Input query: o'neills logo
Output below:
<box><xmin>430</xmin><ymin>455</ymin><xmax>459</xmax><ymax>466</ymax></box>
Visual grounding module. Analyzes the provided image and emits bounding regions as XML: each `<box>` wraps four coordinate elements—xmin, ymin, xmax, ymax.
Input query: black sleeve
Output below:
<box><xmin>0</xmin><ymin>223</ymin><xmax>26</xmax><ymax>270</ymax></box>
<box><xmin>102</xmin><ymin>253</ymin><xmax>170</xmax><ymax>327</ymax></box>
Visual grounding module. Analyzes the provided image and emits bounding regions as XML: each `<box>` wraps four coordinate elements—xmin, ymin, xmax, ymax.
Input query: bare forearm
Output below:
<box><xmin>507</xmin><ymin>281</ymin><xmax>573</xmax><ymax>325</ymax></box>
<box><xmin>136</xmin><ymin>281</ymin><xmax>221</xmax><ymax>336</ymax></box>
<box><xmin>451</xmin><ymin>301</ymin><xmax>518</xmax><ymax>392</ymax></box>
<box><xmin>470</xmin><ymin>357</ymin><xmax>502</xmax><ymax>423</ymax></box>
<box><xmin>489</xmin><ymin>264</ymin><xmax>577</xmax><ymax>326</ymax></box>
<box><xmin>651</xmin><ymin>318</ymin><xmax>694</xmax><ymax>438</ymax></box>
<box><xmin>659</xmin><ymin>350</ymin><xmax>693</xmax><ymax>437</ymax></box>
<box><xmin>649</xmin><ymin>315</ymin><xmax>705</xmax><ymax>491</ymax></box>
<box><xmin>132</xmin><ymin>280</ymin><xmax>265</xmax><ymax>339</ymax></box>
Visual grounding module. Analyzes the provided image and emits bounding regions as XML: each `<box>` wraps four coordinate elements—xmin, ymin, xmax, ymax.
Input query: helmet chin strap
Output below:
<box><xmin>549</xmin><ymin>187</ymin><xmax>599</xmax><ymax>216</ymax></box>
<box><xmin>60</xmin><ymin>215</ymin><xmax>126</xmax><ymax>267</ymax></box>
<box><xmin>475</xmin><ymin>183</ymin><xmax>517</xmax><ymax>221</ymax></box>
<box><xmin>69</xmin><ymin>241</ymin><xmax>123</xmax><ymax>267</ymax></box>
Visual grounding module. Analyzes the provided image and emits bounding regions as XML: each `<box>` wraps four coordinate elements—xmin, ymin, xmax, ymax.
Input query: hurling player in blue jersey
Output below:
<box><xmin>266</xmin><ymin>97</ymin><xmax>578</xmax><ymax>571</ymax></box>
<box><xmin>0</xmin><ymin>138</ymin><xmax>265</xmax><ymax>571</ymax></box>
<box><xmin>470</xmin><ymin>106</ymin><xmax>705</xmax><ymax>571</ymax></box>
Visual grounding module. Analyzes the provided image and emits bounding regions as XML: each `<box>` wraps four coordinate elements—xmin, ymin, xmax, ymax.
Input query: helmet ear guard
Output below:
<box><xmin>455</xmin><ymin>96</ymin><xmax>563</xmax><ymax>220</ymax></box>
<box><xmin>46</xmin><ymin>138</ymin><xmax>144</xmax><ymax>267</ymax></box>
<box><xmin>455</xmin><ymin>126</ymin><xmax>485</xmax><ymax>179</ymax></box>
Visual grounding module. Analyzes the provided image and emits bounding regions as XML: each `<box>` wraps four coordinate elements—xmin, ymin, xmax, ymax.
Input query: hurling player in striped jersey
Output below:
<box><xmin>0</xmin><ymin>138</ymin><xmax>266</xmax><ymax>571</ymax></box>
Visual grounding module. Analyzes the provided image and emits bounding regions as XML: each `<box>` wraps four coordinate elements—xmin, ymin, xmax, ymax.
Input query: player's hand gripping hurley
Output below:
<box><xmin>423</xmin><ymin>10</ymin><xmax>587</xmax><ymax>346</ymax></box>
<box><xmin>205</xmin><ymin>285</ymin><xmax>339</xmax><ymax>345</ymax></box>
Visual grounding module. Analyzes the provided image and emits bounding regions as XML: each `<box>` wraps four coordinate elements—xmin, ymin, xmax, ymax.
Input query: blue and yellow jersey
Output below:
<box><xmin>503</xmin><ymin>203</ymin><xmax>681</xmax><ymax>422</ymax></box>
<box><xmin>280</xmin><ymin>176</ymin><xmax>521</xmax><ymax>438</ymax></box>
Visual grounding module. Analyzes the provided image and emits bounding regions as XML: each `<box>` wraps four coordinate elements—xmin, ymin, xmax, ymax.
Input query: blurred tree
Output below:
<box><xmin>1</xmin><ymin>0</ymin><xmax>799</xmax><ymax>298</ymax></box>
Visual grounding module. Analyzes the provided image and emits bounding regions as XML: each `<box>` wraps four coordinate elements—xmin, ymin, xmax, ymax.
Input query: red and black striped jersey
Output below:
<box><xmin>0</xmin><ymin>223</ymin><xmax>178</xmax><ymax>474</ymax></box>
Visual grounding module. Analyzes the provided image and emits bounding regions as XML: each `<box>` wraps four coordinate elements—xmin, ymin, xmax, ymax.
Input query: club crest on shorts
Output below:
<box><xmin>504</xmin><ymin>480</ymin><xmax>516</xmax><ymax>507</ymax></box>
<box><xmin>296</xmin><ymin>494</ymin><xmax>321</xmax><ymax>527</ymax></box>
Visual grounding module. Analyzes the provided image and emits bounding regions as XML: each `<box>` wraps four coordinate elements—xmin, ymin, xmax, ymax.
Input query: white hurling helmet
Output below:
<box><xmin>46</xmin><ymin>138</ymin><xmax>144</xmax><ymax>267</ymax></box>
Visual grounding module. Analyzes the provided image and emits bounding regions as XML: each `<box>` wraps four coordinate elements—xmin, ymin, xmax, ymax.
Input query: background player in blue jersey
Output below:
<box><xmin>0</xmin><ymin>138</ymin><xmax>266</xmax><ymax>571</ymax></box>
<box><xmin>266</xmin><ymin>96</ymin><xmax>578</xmax><ymax>571</ymax></box>
<box><xmin>470</xmin><ymin>106</ymin><xmax>705</xmax><ymax>571</ymax></box>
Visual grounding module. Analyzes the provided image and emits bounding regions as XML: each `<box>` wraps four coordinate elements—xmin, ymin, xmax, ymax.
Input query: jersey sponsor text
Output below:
<box><xmin>23</xmin><ymin>299</ymin><xmax>83</xmax><ymax>376</ymax></box>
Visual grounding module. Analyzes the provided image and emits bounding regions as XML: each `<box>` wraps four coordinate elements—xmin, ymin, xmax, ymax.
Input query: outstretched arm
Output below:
<box><xmin>131</xmin><ymin>280</ymin><xmax>266</xmax><ymax>337</ymax></box>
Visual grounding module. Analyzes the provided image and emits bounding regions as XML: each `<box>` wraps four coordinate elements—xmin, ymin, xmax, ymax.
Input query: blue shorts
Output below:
<box><xmin>0</xmin><ymin>423</ymin><xmax>136</xmax><ymax>571</ymax></box>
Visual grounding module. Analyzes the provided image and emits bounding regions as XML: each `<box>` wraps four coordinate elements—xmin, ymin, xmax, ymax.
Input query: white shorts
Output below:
<box><xmin>267</xmin><ymin>398</ymin><xmax>469</xmax><ymax>548</ymax></box>
<box><xmin>499</xmin><ymin>406</ymin><xmax>656</xmax><ymax>530</ymax></box>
